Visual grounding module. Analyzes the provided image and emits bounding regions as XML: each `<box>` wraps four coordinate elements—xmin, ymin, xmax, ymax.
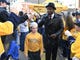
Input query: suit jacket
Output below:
<box><xmin>39</xmin><ymin>13</ymin><xmax>64</xmax><ymax>46</ymax></box>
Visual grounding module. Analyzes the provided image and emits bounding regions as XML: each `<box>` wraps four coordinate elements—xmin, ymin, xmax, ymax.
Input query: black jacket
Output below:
<box><xmin>39</xmin><ymin>13</ymin><xmax>64</xmax><ymax>39</ymax></box>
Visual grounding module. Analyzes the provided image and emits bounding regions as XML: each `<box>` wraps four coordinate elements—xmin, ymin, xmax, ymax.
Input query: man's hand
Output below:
<box><xmin>25</xmin><ymin>54</ymin><xmax>29</xmax><ymax>60</ymax></box>
<box><xmin>40</xmin><ymin>53</ymin><xmax>44</xmax><ymax>58</ymax></box>
<box><xmin>50</xmin><ymin>34</ymin><xmax>57</xmax><ymax>39</ymax></box>
<box><xmin>25</xmin><ymin>54</ymin><xmax>28</xmax><ymax>58</ymax></box>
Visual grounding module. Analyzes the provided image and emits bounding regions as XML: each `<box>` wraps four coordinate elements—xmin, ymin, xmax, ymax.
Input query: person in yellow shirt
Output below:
<box><xmin>65</xmin><ymin>21</ymin><xmax>80</xmax><ymax>60</ymax></box>
<box><xmin>24</xmin><ymin>22</ymin><xmax>43</xmax><ymax>60</ymax></box>
<box><xmin>0</xmin><ymin>21</ymin><xmax>13</xmax><ymax>57</ymax></box>
<box><xmin>71</xmin><ymin>22</ymin><xmax>80</xmax><ymax>60</ymax></box>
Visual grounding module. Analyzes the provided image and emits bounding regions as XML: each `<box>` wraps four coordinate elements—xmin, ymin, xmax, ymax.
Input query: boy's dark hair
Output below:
<box><xmin>23</xmin><ymin>14</ymin><xmax>28</xmax><ymax>20</ymax></box>
<box><xmin>19</xmin><ymin>11</ymin><xmax>24</xmax><ymax>16</ymax></box>
<box><xmin>72</xmin><ymin>13</ymin><xmax>76</xmax><ymax>16</ymax></box>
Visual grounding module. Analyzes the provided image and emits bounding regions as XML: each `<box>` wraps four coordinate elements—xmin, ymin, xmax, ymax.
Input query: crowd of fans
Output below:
<box><xmin>0</xmin><ymin>0</ymin><xmax>80</xmax><ymax>60</ymax></box>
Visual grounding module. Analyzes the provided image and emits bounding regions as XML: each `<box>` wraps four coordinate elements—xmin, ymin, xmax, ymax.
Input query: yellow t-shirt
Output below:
<box><xmin>0</xmin><ymin>21</ymin><xmax>13</xmax><ymax>55</ymax></box>
<box><xmin>71</xmin><ymin>32</ymin><xmax>80</xmax><ymax>58</ymax></box>
<box><xmin>24</xmin><ymin>32</ymin><xmax>43</xmax><ymax>56</ymax></box>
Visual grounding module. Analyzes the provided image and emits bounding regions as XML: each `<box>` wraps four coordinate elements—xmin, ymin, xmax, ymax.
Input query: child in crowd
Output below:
<box><xmin>24</xmin><ymin>22</ymin><xmax>43</xmax><ymax>60</ymax></box>
<box><xmin>65</xmin><ymin>21</ymin><xmax>80</xmax><ymax>60</ymax></box>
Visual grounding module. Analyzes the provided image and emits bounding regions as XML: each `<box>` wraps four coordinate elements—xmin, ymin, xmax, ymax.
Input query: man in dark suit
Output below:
<box><xmin>39</xmin><ymin>2</ymin><xmax>64</xmax><ymax>60</ymax></box>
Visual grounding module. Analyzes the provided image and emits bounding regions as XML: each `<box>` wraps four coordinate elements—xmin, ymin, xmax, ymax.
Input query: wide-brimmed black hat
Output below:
<box><xmin>46</xmin><ymin>2</ymin><xmax>56</xmax><ymax>10</ymax></box>
<box><xmin>0</xmin><ymin>0</ymin><xmax>10</xmax><ymax>5</ymax></box>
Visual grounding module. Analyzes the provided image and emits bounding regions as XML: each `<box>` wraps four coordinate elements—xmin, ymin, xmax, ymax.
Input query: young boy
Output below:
<box><xmin>24</xmin><ymin>22</ymin><xmax>43</xmax><ymax>60</ymax></box>
<box><xmin>65</xmin><ymin>21</ymin><xmax>80</xmax><ymax>60</ymax></box>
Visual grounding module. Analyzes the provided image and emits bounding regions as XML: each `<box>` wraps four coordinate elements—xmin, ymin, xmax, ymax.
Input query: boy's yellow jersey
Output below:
<box><xmin>24</xmin><ymin>32</ymin><xmax>43</xmax><ymax>55</ymax></box>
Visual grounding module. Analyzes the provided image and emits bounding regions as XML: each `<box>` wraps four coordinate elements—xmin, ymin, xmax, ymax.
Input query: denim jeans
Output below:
<box><xmin>20</xmin><ymin>32</ymin><xmax>28</xmax><ymax>51</ymax></box>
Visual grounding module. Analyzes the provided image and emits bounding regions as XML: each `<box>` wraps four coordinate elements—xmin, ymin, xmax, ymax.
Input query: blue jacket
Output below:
<box><xmin>7</xmin><ymin>41</ymin><xmax>20</xmax><ymax>59</ymax></box>
<box><xmin>9</xmin><ymin>12</ymin><xmax>26</xmax><ymax>30</ymax></box>
<box><xmin>9</xmin><ymin>12</ymin><xmax>20</xmax><ymax>30</ymax></box>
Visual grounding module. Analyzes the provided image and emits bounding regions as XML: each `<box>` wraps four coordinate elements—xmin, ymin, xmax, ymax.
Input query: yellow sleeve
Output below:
<box><xmin>40</xmin><ymin>35</ymin><xmax>44</xmax><ymax>55</ymax></box>
<box><xmin>24</xmin><ymin>35</ymin><xmax>29</xmax><ymax>56</ymax></box>
<box><xmin>74</xmin><ymin>48</ymin><xmax>80</xmax><ymax>58</ymax></box>
<box><xmin>0</xmin><ymin>21</ymin><xmax>13</xmax><ymax>36</ymax></box>
<box><xmin>71</xmin><ymin>36</ymin><xmax>80</xmax><ymax>58</ymax></box>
